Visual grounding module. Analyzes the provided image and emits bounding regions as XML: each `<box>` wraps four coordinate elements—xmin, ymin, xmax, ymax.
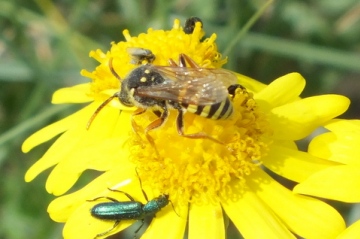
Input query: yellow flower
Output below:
<box><xmin>293</xmin><ymin>119</ymin><xmax>360</xmax><ymax>239</ymax></box>
<box><xmin>23</xmin><ymin>19</ymin><xmax>350</xmax><ymax>239</ymax></box>
<box><xmin>294</xmin><ymin>119</ymin><xmax>360</xmax><ymax>202</ymax></box>
<box><xmin>337</xmin><ymin>219</ymin><xmax>360</xmax><ymax>239</ymax></box>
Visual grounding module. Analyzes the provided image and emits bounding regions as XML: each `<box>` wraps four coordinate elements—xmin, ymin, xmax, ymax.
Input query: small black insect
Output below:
<box><xmin>127</xmin><ymin>47</ymin><xmax>155</xmax><ymax>65</ymax></box>
<box><xmin>184</xmin><ymin>16</ymin><xmax>203</xmax><ymax>34</ymax></box>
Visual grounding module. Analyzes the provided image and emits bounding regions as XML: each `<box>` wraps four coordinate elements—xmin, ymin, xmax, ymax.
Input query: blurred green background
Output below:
<box><xmin>1</xmin><ymin>0</ymin><xmax>360</xmax><ymax>238</ymax></box>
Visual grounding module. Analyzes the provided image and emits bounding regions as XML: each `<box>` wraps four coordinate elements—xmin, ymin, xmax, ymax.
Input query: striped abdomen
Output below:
<box><xmin>182</xmin><ymin>97</ymin><xmax>233</xmax><ymax>120</ymax></box>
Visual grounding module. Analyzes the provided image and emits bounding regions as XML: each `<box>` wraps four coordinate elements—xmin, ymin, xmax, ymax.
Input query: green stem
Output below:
<box><xmin>0</xmin><ymin>104</ymin><xmax>70</xmax><ymax>146</ymax></box>
<box><xmin>223</xmin><ymin>0</ymin><xmax>274</xmax><ymax>57</ymax></box>
<box><xmin>241</xmin><ymin>32</ymin><xmax>360</xmax><ymax>72</ymax></box>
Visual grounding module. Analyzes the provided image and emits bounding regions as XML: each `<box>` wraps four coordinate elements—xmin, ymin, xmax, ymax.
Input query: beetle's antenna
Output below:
<box><xmin>169</xmin><ymin>199</ymin><xmax>180</xmax><ymax>217</ymax></box>
<box><xmin>135</xmin><ymin>168</ymin><xmax>149</xmax><ymax>202</ymax></box>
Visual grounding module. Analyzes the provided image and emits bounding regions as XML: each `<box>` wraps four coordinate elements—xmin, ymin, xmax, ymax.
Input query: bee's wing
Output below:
<box><xmin>136</xmin><ymin>66</ymin><xmax>238</xmax><ymax>105</ymax></box>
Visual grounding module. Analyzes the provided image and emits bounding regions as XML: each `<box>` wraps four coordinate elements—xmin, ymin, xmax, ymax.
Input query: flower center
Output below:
<box><xmin>129</xmin><ymin>87</ymin><xmax>270</xmax><ymax>204</ymax></box>
<box><xmin>82</xmin><ymin>19</ymin><xmax>271</xmax><ymax>204</ymax></box>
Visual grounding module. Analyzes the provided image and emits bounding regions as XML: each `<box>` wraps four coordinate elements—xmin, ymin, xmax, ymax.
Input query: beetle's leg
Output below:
<box><xmin>87</xmin><ymin>196</ymin><xmax>120</xmax><ymax>203</ymax></box>
<box><xmin>88</xmin><ymin>189</ymin><xmax>136</xmax><ymax>202</ymax></box>
<box><xmin>133</xmin><ymin>220</ymin><xmax>145</xmax><ymax>239</ymax></box>
<box><xmin>107</xmin><ymin>188</ymin><xmax>136</xmax><ymax>201</ymax></box>
<box><xmin>175</xmin><ymin>108</ymin><xmax>224</xmax><ymax>145</ymax></box>
<box><xmin>94</xmin><ymin>220</ymin><xmax>120</xmax><ymax>239</ymax></box>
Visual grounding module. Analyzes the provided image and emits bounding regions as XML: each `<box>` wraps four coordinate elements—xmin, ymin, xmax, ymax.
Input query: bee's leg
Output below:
<box><xmin>131</xmin><ymin>108</ymin><xmax>147</xmax><ymax>135</ymax></box>
<box><xmin>175</xmin><ymin>107</ymin><xmax>224</xmax><ymax>145</ymax></box>
<box><xmin>179</xmin><ymin>54</ymin><xmax>200</xmax><ymax>68</ymax></box>
<box><xmin>94</xmin><ymin>220</ymin><xmax>120</xmax><ymax>239</ymax></box>
<box><xmin>178</xmin><ymin>54</ymin><xmax>187</xmax><ymax>67</ymax></box>
<box><xmin>144</xmin><ymin>106</ymin><xmax>169</xmax><ymax>156</ymax></box>
<box><xmin>228</xmin><ymin>84</ymin><xmax>246</xmax><ymax>98</ymax></box>
<box><xmin>152</xmin><ymin>110</ymin><xmax>162</xmax><ymax>118</ymax></box>
<box><xmin>169</xmin><ymin>54</ymin><xmax>200</xmax><ymax>68</ymax></box>
<box><xmin>168</xmin><ymin>58</ymin><xmax>179</xmax><ymax>66</ymax></box>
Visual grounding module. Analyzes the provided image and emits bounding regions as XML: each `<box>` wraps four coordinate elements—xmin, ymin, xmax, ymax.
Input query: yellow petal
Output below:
<box><xmin>25</xmin><ymin>104</ymin><xmax>129</xmax><ymax>187</ymax></box>
<box><xmin>263</xmin><ymin>143</ymin><xmax>339</xmax><ymax>182</ymax></box>
<box><xmin>52</xmin><ymin>83</ymin><xmax>93</xmax><ymax>103</ymax></box>
<box><xmin>337</xmin><ymin>220</ymin><xmax>360</xmax><ymax>239</ymax></box>
<box><xmin>141</xmin><ymin>203</ymin><xmax>188</xmax><ymax>239</ymax></box>
<box><xmin>222</xmin><ymin>185</ymin><xmax>294</xmax><ymax>239</ymax></box>
<box><xmin>63</xmin><ymin>200</ymin><xmax>133</xmax><ymax>239</ymax></box>
<box><xmin>309</xmin><ymin>132</ymin><xmax>360</xmax><ymax>165</ymax></box>
<box><xmin>255</xmin><ymin>72</ymin><xmax>305</xmax><ymax>108</ymax></box>
<box><xmin>45</xmin><ymin>137</ymin><xmax>130</xmax><ymax>195</ymax></box>
<box><xmin>48</xmin><ymin>164</ymin><xmax>137</xmax><ymax>222</ymax></box>
<box><xmin>235</xmin><ymin>72</ymin><xmax>266</xmax><ymax>93</ymax></box>
<box><xmin>324</xmin><ymin>119</ymin><xmax>360</xmax><ymax>133</ymax></box>
<box><xmin>22</xmin><ymin>103</ymin><xmax>95</xmax><ymax>153</ymax></box>
<box><xmin>188</xmin><ymin>203</ymin><xmax>225</xmax><ymax>239</ymax></box>
<box><xmin>269</xmin><ymin>95</ymin><xmax>350</xmax><ymax>140</ymax></box>
<box><xmin>248</xmin><ymin>170</ymin><xmax>345</xmax><ymax>239</ymax></box>
<box><xmin>25</xmin><ymin>123</ymin><xmax>87</xmax><ymax>183</ymax></box>
<box><xmin>294</xmin><ymin>165</ymin><xmax>360</xmax><ymax>202</ymax></box>
<box><xmin>309</xmin><ymin>120</ymin><xmax>360</xmax><ymax>165</ymax></box>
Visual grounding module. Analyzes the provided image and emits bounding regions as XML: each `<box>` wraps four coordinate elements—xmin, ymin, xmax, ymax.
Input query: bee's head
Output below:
<box><xmin>119</xmin><ymin>65</ymin><xmax>164</xmax><ymax>107</ymax></box>
<box><xmin>126</xmin><ymin>65</ymin><xmax>164</xmax><ymax>88</ymax></box>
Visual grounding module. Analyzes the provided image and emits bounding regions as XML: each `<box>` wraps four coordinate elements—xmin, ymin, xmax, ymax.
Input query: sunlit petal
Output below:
<box><xmin>263</xmin><ymin>143</ymin><xmax>339</xmax><ymax>182</ymax></box>
<box><xmin>255</xmin><ymin>72</ymin><xmax>305</xmax><ymax>108</ymax></box>
<box><xmin>248</xmin><ymin>170</ymin><xmax>345</xmax><ymax>239</ymax></box>
<box><xmin>188</xmin><ymin>203</ymin><xmax>225</xmax><ymax>239</ymax></box>
<box><xmin>294</xmin><ymin>165</ymin><xmax>360</xmax><ymax>202</ymax></box>
<box><xmin>222</xmin><ymin>185</ymin><xmax>294</xmax><ymax>239</ymax></box>
<box><xmin>141</xmin><ymin>204</ymin><xmax>188</xmax><ymax>239</ymax></box>
<box><xmin>270</xmin><ymin>95</ymin><xmax>349</xmax><ymax>140</ymax></box>
<box><xmin>52</xmin><ymin>83</ymin><xmax>93</xmax><ymax>103</ymax></box>
<box><xmin>337</xmin><ymin>220</ymin><xmax>360</xmax><ymax>239</ymax></box>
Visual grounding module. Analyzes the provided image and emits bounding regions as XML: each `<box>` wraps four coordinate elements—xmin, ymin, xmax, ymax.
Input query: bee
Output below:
<box><xmin>87</xmin><ymin>49</ymin><xmax>244</xmax><ymax>151</ymax></box>
<box><xmin>127</xmin><ymin>47</ymin><xmax>155</xmax><ymax>65</ymax></box>
<box><xmin>184</xmin><ymin>16</ymin><xmax>203</xmax><ymax>34</ymax></box>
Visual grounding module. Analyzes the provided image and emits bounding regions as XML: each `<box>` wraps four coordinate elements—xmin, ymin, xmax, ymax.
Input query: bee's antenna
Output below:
<box><xmin>86</xmin><ymin>94</ymin><xmax>119</xmax><ymax>130</ymax></box>
<box><xmin>109</xmin><ymin>57</ymin><xmax>122</xmax><ymax>81</ymax></box>
<box><xmin>86</xmin><ymin>57</ymin><xmax>122</xmax><ymax>130</ymax></box>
